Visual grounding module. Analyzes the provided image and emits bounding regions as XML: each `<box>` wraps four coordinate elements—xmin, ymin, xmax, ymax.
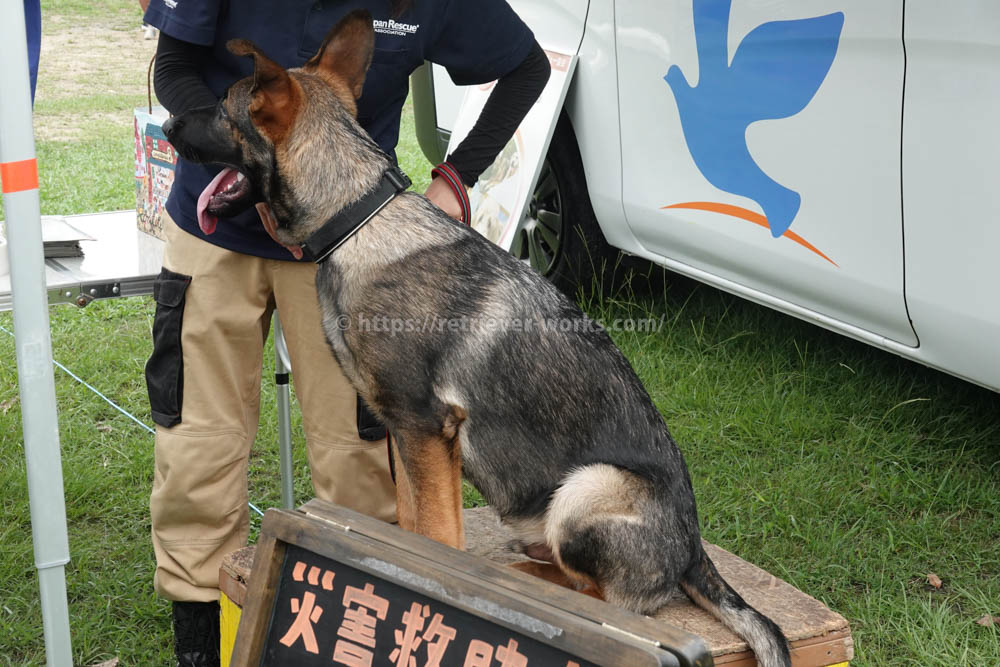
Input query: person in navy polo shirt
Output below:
<box><xmin>24</xmin><ymin>0</ymin><xmax>41</xmax><ymax>102</ymax></box>
<box><xmin>141</xmin><ymin>1</ymin><xmax>549</xmax><ymax>664</ymax></box>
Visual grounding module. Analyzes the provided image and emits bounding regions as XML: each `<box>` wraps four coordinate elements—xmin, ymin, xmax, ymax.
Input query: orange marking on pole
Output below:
<box><xmin>0</xmin><ymin>158</ymin><xmax>39</xmax><ymax>194</ymax></box>
<box><xmin>663</xmin><ymin>201</ymin><xmax>839</xmax><ymax>267</ymax></box>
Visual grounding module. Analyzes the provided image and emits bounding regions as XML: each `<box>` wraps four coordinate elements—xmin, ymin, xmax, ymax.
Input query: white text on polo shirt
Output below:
<box><xmin>373</xmin><ymin>19</ymin><xmax>420</xmax><ymax>36</ymax></box>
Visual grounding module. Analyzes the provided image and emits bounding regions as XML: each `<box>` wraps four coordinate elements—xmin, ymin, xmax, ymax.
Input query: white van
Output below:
<box><xmin>411</xmin><ymin>0</ymin><xmax>1000</xmax><ymax>393</ymax></box>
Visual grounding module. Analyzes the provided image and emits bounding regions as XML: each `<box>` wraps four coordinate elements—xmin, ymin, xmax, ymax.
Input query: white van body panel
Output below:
<box><xmin>616</xmin><ymin>1</ymin><xmax>917</xmax><ymax>347</ymax></box>
<box><xmin>421</xmin><ymin>0</ymin><xmax>1000</xmax><ymax>392</ymax></box>
<box><xmin>901</xmin><ymin>1</ymin><xmax>1000</xmax><ymax>390</ymax></box>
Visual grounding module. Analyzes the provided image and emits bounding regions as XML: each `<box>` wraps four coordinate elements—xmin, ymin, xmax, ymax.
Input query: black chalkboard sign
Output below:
<box><xmin>263</xmin><ymin>544</ymin><xmax>599</xmax><ymax>666</ymax></box>
<box><xmin>230</xmin><ymin>500</ymin><xmax>711</xmax><ymax>667</ymax></box>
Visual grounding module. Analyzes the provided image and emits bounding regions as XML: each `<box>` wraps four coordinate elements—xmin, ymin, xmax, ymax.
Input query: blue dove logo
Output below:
<box><xmin>665</xmin><ymin>0</ymin><xmax>844</xmax><ymax>239</ymax></box>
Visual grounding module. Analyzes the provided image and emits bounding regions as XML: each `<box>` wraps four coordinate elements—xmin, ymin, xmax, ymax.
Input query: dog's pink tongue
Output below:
<box><xmin>196</xmin><ymin>167</ymin><xmax>234</xmax><ymax>235</ymax></box>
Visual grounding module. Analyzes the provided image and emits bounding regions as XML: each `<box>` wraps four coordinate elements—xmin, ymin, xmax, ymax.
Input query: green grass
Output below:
<box><xmin>582</xmin><ymin>277</ymin><xmax>1000</xmax><ymax>665</ymax></box>
<box><xmin>2</xmin><ymin>2</ymin><xmax>999</xmax><ymax>665</ymax></box>
<box><xmin>37</xmin><ymin>123</ymin><xmax>139</xmax><ymax>215</ymax></box>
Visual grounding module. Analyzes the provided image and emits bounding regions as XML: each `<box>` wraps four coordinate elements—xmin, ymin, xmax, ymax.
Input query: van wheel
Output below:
<box><xmin>511</xmin><ymin>114</ymin><xmax>612</xmax><ymax>295</ymax></box>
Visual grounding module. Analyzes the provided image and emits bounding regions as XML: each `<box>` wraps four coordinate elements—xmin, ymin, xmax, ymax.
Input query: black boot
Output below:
<box><xmin>172</xmin><ymin>601</ymin><xmax>220</xmax><ymax>667</ymax></box>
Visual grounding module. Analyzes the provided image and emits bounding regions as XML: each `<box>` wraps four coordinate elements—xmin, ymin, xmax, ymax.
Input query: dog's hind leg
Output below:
<box><xmin>503</xmin><ymin>514</ymin><xmax>603</xmax><ymax>596</ymax></box>
<box><xmin>508</xmin><ymin>561</ymin><xmax>604</xmax><ymax>600</ymax></box>
<box><xmin>545</xmin><ymin>464</ymin><xmax>683</xmax><ymax>614</ymax></box>
<box><xmin>545</xmin><ymin>466</ymin><xmax>791</xmax><ymax>666</ymax></box>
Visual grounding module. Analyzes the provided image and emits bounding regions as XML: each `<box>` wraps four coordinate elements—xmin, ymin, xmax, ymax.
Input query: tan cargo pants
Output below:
<box><xmin>148</xmin><ymin>214</ymin><xmax>395</xmax><ymax>602</ymax></box>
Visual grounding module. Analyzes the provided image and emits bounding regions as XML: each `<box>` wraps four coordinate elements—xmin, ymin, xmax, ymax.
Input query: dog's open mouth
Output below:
<box><xmin>196</xmin><ymin>167</ymin><xmax>252</xmax><ymax>234</ymax></box>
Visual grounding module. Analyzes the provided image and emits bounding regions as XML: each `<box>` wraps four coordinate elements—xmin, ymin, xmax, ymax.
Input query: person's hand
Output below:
<box><xmin>256</xmin><ymin>202</ymin><xmax>303</xmax><ymax>260</ymax></box>
<box><xmin>425</xmin><ymin>175</ymin><xmax>464</xmax><ymax>221</ymax></box>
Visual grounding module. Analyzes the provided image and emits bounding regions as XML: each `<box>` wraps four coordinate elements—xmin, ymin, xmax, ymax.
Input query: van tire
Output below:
<box><xmin>512</xmin><ymin>113</ymin><xmax>614</xmax><ymax>295</ymax></box>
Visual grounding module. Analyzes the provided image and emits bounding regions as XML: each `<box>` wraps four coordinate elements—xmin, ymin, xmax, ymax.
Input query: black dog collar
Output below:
<box><xmin>300</xmin><ymin>166</ymin><xmax>412</xmax><ymax>263</ymax></box>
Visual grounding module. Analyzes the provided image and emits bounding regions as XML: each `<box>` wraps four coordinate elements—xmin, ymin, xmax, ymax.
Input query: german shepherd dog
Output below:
<box><xmin>163</xmin><ymin>11</ymin><xmax>791</xmax><ymax>666</ymax></box>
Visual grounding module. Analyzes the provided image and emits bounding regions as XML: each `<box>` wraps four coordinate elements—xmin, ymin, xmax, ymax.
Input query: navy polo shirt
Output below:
<box><xmin>144</xmin><ymin>0</ymin><xmax>535</xmax><ymax>259</ymax></box>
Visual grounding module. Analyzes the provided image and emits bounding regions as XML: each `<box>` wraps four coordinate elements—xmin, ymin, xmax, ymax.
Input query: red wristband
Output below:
<box><xmin>431</xmin><ymin>161</ymin><xmax>472</xmax><ymax>224</ymax></box>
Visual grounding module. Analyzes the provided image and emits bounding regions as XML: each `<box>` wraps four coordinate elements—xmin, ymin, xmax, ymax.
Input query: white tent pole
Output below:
<box><xmin>274</xmin><ymin>314</ymin><xmax>296</xmax><ymax>509</ymax></box>
<box><xmin>0</xmin><ymin>2</ymin><xmax>74</xmax><ymax>665</ymax></box>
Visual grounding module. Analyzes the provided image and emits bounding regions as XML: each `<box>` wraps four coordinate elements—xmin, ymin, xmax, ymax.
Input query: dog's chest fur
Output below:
<box><xmin>314</xmin><ymin>194</ymin><xmax>461</xmax><ymax>388</ymax></box>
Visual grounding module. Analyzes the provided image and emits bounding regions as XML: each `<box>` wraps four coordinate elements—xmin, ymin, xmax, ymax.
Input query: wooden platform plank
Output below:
<box><xmin>464</xmin><ymin>506</ymin><xmax>852</xmax><ymax>665</ymax></box>
<box><xmin>218</xmin><ymin>546</ymin><xmax>254</xmax><ymax>608</ymax></box>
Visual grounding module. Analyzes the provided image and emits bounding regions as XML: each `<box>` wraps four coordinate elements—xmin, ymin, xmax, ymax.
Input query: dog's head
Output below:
<box><xmin>162</xmin><ymin>10</ymin><xmax>380</xmax><ymax>242</ymax></box>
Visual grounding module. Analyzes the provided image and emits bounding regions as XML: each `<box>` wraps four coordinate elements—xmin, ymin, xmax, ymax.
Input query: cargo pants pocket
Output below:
<box><xmin>145</xmin><ymin>268</ymin><xmax>192</xmax><ymax>428</ymax></box>
<box><xmin>357</xmin><ymin>394</ymin><xmax>388</xmax><ymax>441</ymax></box>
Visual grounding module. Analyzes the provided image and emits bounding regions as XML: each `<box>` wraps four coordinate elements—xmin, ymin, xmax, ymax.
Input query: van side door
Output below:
<box><xmin>615</xmin><ymin>1</ymin><xmax>917</xmax><ymax>346</ymax></box>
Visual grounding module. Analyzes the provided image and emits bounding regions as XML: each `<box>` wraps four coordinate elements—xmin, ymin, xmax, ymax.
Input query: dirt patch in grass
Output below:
<box><xmin>35</xmin><ymin>112</ymin><xmax>129</xmax><ymax>142</ymax></box>
<box><xmin>39</xmin><ymin>24</ymin><xmax>156</xmax><ymax>99</ymax></box>
<box><xmin>35</xmin><ymin>23</ymin><xmax>157</xmax><ymax>140</ymax></box>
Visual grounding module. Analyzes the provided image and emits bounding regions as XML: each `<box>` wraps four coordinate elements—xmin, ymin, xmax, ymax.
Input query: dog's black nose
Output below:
<box><xmin>162</xmin><ymin>115</ymin><xmax>182</xmax><ymax>139</ymax></box>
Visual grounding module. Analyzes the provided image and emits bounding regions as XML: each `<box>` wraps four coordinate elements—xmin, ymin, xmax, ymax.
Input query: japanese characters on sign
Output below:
<box><xmin>262</xmin><ymin>545</ymin><xmax>595</xmax><ymax>667</ymax></box>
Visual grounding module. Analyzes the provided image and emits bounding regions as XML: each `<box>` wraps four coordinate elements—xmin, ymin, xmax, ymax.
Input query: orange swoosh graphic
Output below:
<box><xmin>662</xmin><ymin>201</ymin><xmax>838</xmax><ymax>267</ymax></box>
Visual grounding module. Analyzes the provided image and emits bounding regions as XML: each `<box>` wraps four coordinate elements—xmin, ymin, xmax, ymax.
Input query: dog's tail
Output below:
<box><xmin>680</xmin><ymin>546</ymin><xmax>791</xmax><ymax>667</ymax></box>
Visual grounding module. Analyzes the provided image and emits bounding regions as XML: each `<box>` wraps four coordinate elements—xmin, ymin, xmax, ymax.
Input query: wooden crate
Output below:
<box><xmin>220</xmin><ymin>504</ymin><xmax>852</xmax><ymax>666</ymax></box>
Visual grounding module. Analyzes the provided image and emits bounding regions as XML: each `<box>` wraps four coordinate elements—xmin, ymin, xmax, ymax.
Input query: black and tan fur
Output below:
<box><xmin>162</xmin><ymin>11</ymin><xmax>791</xmax><ymax>666</ymax></box>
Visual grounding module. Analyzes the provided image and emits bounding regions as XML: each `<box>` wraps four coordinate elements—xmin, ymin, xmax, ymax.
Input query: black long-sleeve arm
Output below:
<box><xmin>153</xmin><ymin>30</ymin><xmax>551</xmax><ymax>188</ymax></box>
<box><xmin>445</xmin><ymin>41</ymin><xmax>551</xmax><ymax>186</ymax></box>
<box><xmin>153</xmin><ymin>31</ymin><xmax>217</xmax><ymax>115</ymax></box>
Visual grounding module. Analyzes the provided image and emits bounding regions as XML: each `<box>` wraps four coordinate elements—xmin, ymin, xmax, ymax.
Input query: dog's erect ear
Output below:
<box><xmin>228</xmin><ymin>39</ymin><xmax>291</xmax><ymax>99</ymax></box>
<box><xmin>227</xmin><ymin>39</ymin><xmax>301</xmax><ymax>142</ymax></box>
<box><xmin>303</xmin><ymin>9</ymin><xmax>375</xmax><ymax>100</ymax></box>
